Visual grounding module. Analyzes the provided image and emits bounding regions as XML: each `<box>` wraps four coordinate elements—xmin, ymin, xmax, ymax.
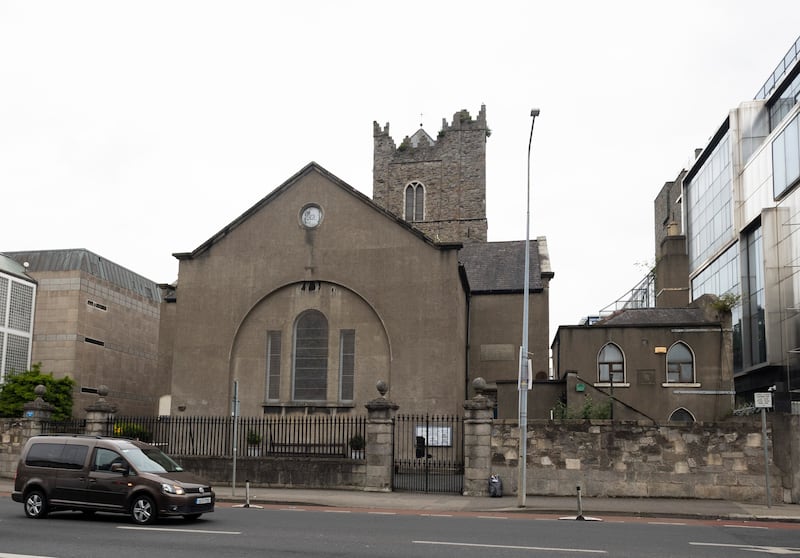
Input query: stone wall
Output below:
<box><xmin>0</xmin><ymin>419</ymin><xmax>28</xmax><ymax>478</ymax></box>
<box><xmin>489</xmin><ymin>418</ymin><xmax>782</xmax><ymax>502</ymax></box>
<box><xmin>177</xmin><ymin>456</ymin><xmax>366</xmax><ymax>490</ymax></box>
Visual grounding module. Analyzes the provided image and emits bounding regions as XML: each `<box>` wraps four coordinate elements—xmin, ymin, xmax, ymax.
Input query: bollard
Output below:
<box><xmin>233</xmin><ymin>479</ymin><xmax>262</xmax><ymax>509</ymax></box>
<box><xmin>576</xmin><ymin>486</ymin><xmax>584</xmax><ymax>520</ymax></box>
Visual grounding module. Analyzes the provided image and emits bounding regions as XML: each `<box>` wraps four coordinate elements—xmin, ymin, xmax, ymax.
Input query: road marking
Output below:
<box><xmin>691</xmin><ymin>542</ymin><xmax>800</xmax><ymax>554</ymax></box>
<box><xmin>648</xmin><ymin>521</ymin><xmax>687</xmax><ymax>526</ymax></box>
<box><xmin>323</xmin><ymin>510</ymin><xmax>352</xmax><ymax>513</ymax></box>
<box><xmin>0</xmin><ymin>554</ymin><xmax>59</xmax><ymax>558</ymax></box>
<box><xmin>421</xmin><ymin>513</ymin><xmax>453</xmax><ymax>517</ymax></box>
<box><xmin>368</xmin><ymin>511</ymin><xmax>396</xmax><ymax>515</ymax></box>
<box><xmin>118</xmin><ymin>526</ymin><xmax>240</xmax><ymax>535</ymax></box>
<box><xmin>722</xmin><ymin>524</ymin><xmax>769</xmax><ymax>530</ymax></box>
<box><xmin>414</xmin><ymin>540</ymin><xmax>606</xmax><ymax>554</ymax></box>
<box><xmin>477</xmin><ymin>515</ymin><xmax>508</xmax><ymax>520</ymax></box>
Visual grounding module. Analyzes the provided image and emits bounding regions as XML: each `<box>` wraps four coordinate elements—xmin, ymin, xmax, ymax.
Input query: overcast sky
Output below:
<box><xmin>2</xmin><ymin>1</ymin><xmax>799</xmax><ymax>343</ymax></box>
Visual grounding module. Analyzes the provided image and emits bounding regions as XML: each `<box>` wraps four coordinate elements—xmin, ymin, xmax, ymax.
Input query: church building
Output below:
<box><xmin>160</xmin><ymin>106</ymin><xmax>554</xmax><ymax>417</ymax></box>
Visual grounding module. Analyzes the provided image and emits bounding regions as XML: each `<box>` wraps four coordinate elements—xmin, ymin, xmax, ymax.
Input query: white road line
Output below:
<box><xmin>691</xmin><ymin>542</ymin><xmax>800</xmax><ymax>554</ymax></box>
<box><xmin>722</xmin><ymin>524</ymin><xmax>769</xmax><ymax>530</ymax></box>
<box><xmin>323</xmin><ymin>510</ymin><xmax>352</xmax><ymax>513</ymax></box>
<box><xmin>368</xmin><ymin>511</ymin><xmax>396</xmax><ymax>515</ymax></box>
<box><xmin>0</xmin><ymin>554</ymin><xmax>59</xmax><ymax>558</ymax></box>
<box><xmin>118</xmin><ymin>526</ymin><xmax>240</xmax><ymax>535</ymax></box>
<box><xmin>476</xmin><ymin>515</ymin><xmax>508</xmax><ymax>520</ymax></box>
<box><xmin>648</xmin><ymin>521</ymin><xmax>687</xmax><ymax>526</ymax></box>
<box><xmin>420</xmin><ymin>513</ymin><xmax>453</xmax><ymax>517</ymax></box>
<box><xmin>414</xmin><ymin>540</ymin><xmax>607</xmax><ymax>554</ymax></box>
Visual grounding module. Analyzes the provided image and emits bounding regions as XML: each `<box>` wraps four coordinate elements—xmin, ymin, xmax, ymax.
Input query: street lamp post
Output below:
<box><xmin>518</xmin><ymin>108</ymin><xmax>540</xmax><ymax>508</ymax></box>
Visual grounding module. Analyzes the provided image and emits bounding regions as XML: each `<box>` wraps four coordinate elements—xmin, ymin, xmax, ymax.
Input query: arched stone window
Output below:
<box><xmin>404</xmin><ymin>181</ymin><xmax>425</xmax><ymax>222</ymax></box>
<box><xmin>668</xmin><ymin>408</ymin><xmax>696</xmax><ymax>422</ymax></box>
<box><xmin>293</xmin><ymin>310</ymin><xmax>328</xmax><ymax>401</ymax></box>
<box><xmin>597</xmin><ymin>343</ymin><xmax>624</xmax><ymax>383</ymax></box>
<box><xmin>666</xmin><ymin>342</ymin><xmax>694</xmax><ymax>383</ymax></box>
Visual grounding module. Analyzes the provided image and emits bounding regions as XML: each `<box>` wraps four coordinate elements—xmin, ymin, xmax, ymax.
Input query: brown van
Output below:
<box><xmin>12</xmin><ymin>435</ymin><xmax>215</xmax><ymax>524</ymax></box>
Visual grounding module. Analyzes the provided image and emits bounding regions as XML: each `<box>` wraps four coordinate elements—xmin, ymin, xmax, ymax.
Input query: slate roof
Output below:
<box><xmin>0</xmin><ymin>253</ymin><xmax>34</xmax><ymax>281</ymax></box>
<box><xmin>459</xmin><ymin>239</ymin><xmax>552</xmax><ymax>293</ymax></box>
<box><xmin>4</xmin><ymin>249</ymin><xmax>161</xmax><ymax>302</ymax></box>
<box><xmin>596</xmin><ymin>307</ymin><xmax>715</xmax><ymax>327</ymax></box>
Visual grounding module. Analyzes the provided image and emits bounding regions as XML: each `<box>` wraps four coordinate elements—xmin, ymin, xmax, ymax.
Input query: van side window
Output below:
<box><xmin>94</xmin><ymin>448</ymin><xmax>125</xmax><ymax>472</ymax></box>
<box><xmin>25</xmin><ymin>443</ymin><xmax>63</xmax><ymax>468</ymax></box>
<box><xmin>24</xmin><ymin>443</ymin><xmax>87</xmax><ymax>469</ymax></box>
<box><xmin>60</xmin><ymin>445</ymin><xmax>88</xmax><ymax>469</ymax></box>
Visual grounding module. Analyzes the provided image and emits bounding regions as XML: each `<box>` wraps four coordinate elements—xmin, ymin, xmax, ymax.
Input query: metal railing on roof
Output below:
<box><xmin>755</xmin><ymin>35</ymin><xmax>800</xmax><ymax>101</ymax></box>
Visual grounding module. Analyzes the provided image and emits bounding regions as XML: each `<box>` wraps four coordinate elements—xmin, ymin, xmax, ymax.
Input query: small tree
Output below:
<box><xmin>0</xmin><ymin>363</ymin><xmax>75</xmax><ymax>421</ymax></box>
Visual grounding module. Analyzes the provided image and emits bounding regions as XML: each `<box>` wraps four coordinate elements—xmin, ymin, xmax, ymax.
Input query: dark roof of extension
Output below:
<box><xmin>459</xmin><ymin>239</ymin><xmax>553</xmax><ymax>294</ymax></box>
<box><xmin>594</xmin><ymin>307</ymin><xmax>716</xmax><ymax>327</ymax></box>
<box><xmin>3</xmin><ymin>249</ymin><xmax>161</xmax><ymax>302</ymax></box>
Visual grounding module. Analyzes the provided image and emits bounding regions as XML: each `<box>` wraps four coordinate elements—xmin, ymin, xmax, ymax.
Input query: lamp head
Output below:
<box><xmin>530</xmin><ymin>108</ymin><xmax>540</xmax><ymax>117</ymax></box>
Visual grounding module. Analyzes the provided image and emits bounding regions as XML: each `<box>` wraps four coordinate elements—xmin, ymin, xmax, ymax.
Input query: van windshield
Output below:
<box><xmin>121</xmin><ymin>447</ymin><xmax>184</xmax><ymax>473</ymax></box>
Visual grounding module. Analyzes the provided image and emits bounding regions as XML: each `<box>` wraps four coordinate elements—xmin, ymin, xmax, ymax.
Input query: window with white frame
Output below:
<box><xmin>597</xmin><ymin>343</ymin><xmax>624</xmax><ymax>383</ymax></box>
<box><xmin>666</xmin><ymin>342</ymin><xmax>694</xmax><ymax>383</ymax></box>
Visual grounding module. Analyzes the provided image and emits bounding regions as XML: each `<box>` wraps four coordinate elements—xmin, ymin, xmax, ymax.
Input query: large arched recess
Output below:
<box><xmin>228</xmin><ymin>280</ymin><xmax>392</xmax><ymax>415</ymax></box>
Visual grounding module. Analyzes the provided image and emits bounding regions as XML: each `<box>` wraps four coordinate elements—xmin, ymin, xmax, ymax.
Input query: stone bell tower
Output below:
<box><xmin>372</xmin><ymin>105</ymin><xmax>489</xmax><ymax>244</ymax></box>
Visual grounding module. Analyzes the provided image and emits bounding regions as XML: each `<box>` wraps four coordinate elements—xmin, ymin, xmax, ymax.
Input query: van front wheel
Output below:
<box><xmin>24</xmin><ymin>489</ymin><xmax>48</xmax><ymax>519</ymax></box>
<box><xmin>131</xmin><ymin>494</ymin><xmax>157</xmax><ymax>525</ymax></box>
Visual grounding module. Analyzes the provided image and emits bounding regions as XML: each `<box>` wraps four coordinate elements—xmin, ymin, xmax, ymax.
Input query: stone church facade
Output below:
<box><xmin>160</xmin><ymin>107</ymin><xmax>553</xmax><ymax>417</ymax></box>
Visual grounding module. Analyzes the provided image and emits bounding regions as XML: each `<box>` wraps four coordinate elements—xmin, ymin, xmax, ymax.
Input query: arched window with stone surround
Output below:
<box><xmin>597</xmin><ymin>342</ymin><xmax>624</xmax><ymax>383</ymax></box>
<box><xmin>668</xmin><ymin>407</ymin><xmax>696</xmax><ymax>422</ymax></box>
<box><xmin>404</xmin><ymin>181</ymin><xmax>425</xmax><ymax>222</ymax></box>
<box><xmin>293</xmin><ymin>310</ymin><xmax>328</xmax><ymax>401</ymax></box>
<box><xmin>666</xmin><ymin>341</ymin><xmax>694</xmax><ymax>383</ymax></box>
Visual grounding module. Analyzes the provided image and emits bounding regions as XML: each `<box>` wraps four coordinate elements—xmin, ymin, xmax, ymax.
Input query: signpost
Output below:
<box><xmin>754</xmin><ymin>391</ymin><xmax>773</xmax><ymax>508</ymax></box>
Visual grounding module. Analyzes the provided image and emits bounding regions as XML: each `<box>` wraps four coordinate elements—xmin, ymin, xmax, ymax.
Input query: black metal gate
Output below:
<box><xmin>393</xmin><ymin>414</ymin><xmax>463</xmax><ymax>494</ymax></box>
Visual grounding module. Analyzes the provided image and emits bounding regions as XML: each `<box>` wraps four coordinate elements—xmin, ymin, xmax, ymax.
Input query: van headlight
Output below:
<box><xmin>162</xmin><ymin>483</ymin><xmax>185</xmax><ymax>495</ymax></box>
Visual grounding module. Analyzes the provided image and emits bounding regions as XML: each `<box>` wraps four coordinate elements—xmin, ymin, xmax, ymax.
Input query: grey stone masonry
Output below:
<box><xmin>364</xmin><ymin>381</ymin><xmax>399</xmax><ymax>492</ymax></box>
<box><xmin>373</xmin><ymin>106</ymin><xmax>488</xmax><ymax>244</ymax></box>
<box><xmin>84</xmin><ymin>385</ymin><xmax>117</xmax><ymax>437</ymax></box>
<box><xmin>462</xmin><ymin>379</ymin><xmax>495</xmax><ymax>496</ymax></box>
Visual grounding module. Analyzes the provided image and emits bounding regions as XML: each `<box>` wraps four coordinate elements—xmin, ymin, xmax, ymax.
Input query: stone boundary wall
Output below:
<box><xmin>178</xmin><ymin>456</ymin><xmax>366</xmax><ymax>490</ymax></box>
<box><xmin>0</xmin><ymin>419</ymin><xmax>27</xmax><ymax>478</ymax></box>
<box><xmin>490</xmin><ymin>418</ymin><xmax>782</xmax><ymax>503</ymax></box>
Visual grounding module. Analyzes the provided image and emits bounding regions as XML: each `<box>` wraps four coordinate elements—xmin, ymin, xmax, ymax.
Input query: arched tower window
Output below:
<box><xmin>597</xmin><ymin>343</ymin><xmax>624</xmax><ymax>383</ymax></box>
<box><xmin>666</xmin><ymin>341</ymin><xmax>694</xmax><ymax>383</ymax></box>
<box><xmin>404</xmin><ymin>181</ymin><xmax>425</xmax><ymax>222</ymax></box>
<box><xmin>293</xmin><ymin>310</ymin><xmax>328</xmax><ymax>401</ymax></box>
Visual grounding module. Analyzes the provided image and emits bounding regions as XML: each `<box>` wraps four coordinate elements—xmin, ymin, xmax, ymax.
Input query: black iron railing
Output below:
<box><xmin>105</xmin><ymin>415</ymin><xmax>367</xmax><ymax>459</ymax></box>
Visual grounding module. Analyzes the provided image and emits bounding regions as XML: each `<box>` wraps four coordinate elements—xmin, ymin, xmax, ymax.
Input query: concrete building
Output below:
<box><xmin>161</xmin><ymin>107</ymin><xmax>554</xmax><ymax>417</ymax></box>
<box><xmin>0</xmin><ymin>254</ymin><xmax>36</xmax><ymax>382</ymax></box>
<box><xmin>662</xmin><ymin>35</ymin><xmax>800</xmax><ymax>410</ymax></box>
<box><xmin>3</xmin><ymin>249</ymin><xmax>163</xmax><ymax>415</ymax></box>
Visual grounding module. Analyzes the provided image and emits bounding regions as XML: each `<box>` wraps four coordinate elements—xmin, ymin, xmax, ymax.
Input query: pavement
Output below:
<box><xmin>2</xmin><ymin>479</ymin><xmax>799</xmax><ymax>523</ymax></box>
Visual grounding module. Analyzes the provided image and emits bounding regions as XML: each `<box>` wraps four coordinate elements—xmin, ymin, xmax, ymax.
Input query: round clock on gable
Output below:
<box><xmin>300</xmin><ymin>204</ymin><xmax>323</xmax><ymax>229</ymax></box>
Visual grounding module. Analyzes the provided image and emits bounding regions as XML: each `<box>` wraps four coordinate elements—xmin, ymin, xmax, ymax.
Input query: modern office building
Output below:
<box><xmin>0</xmin><ymin>254</ymin><xmax>36</xmax><ymax>382</ymax></box>
<box><xmin>674</xmin><ymin>35</ymin><xmax>800</xmax><ymax>409</ymax></box>
<box><xmin>4</xmin><ymin>249</ymin><xmax>164</xmax><ymax>415</ymax></box>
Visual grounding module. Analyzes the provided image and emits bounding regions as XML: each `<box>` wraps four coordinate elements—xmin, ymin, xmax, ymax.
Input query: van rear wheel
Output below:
<box><xmin>24</xmin><ymin>489</ymin><xmax>48</xmax><ymax>519</ymax></box>
<box><xmin>131</xmin><ymin>494</ymin><xmax>157</xmax><ymax>525</ymax></box>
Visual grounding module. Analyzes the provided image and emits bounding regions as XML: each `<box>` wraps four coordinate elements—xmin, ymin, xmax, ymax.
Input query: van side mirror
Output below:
<box><xmin>110</xmin><ymin>462</ymin><xmax>129</xmax><ymax>475</ymax></box>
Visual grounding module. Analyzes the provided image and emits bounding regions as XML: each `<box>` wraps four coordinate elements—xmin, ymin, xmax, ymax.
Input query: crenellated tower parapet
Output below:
<box><xmin>372</xmin><ymin>106</ymin><xmax>489</xmax><ymax>243</ymax></box>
